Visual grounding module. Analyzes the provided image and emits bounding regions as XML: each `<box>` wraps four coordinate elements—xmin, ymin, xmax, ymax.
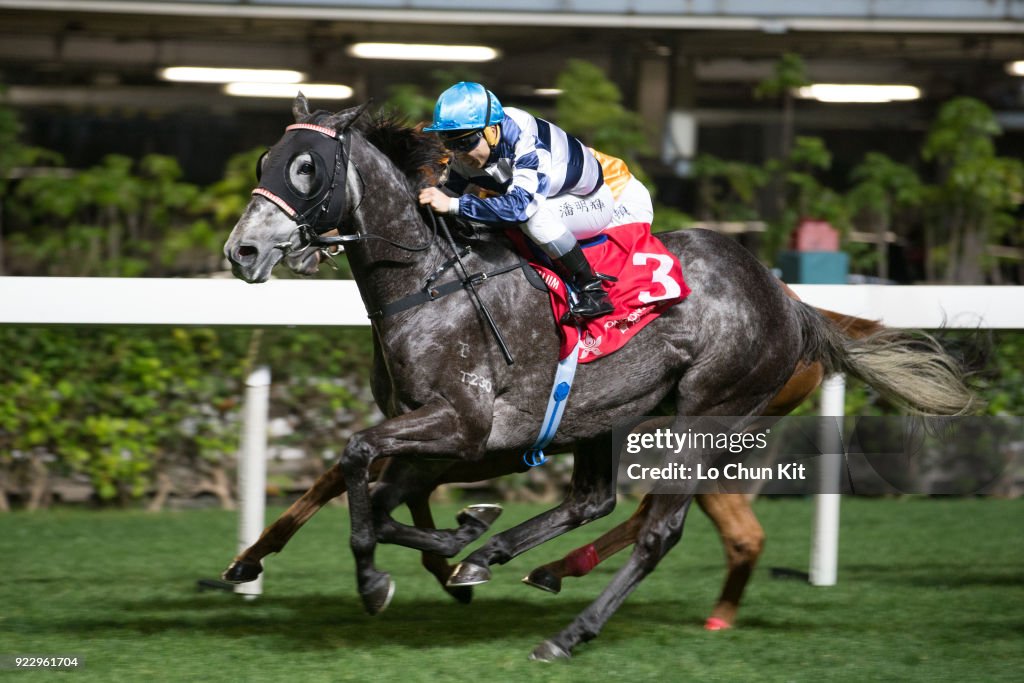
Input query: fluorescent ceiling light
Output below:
<box><xmin>224</xmin><ymin>82</ymin><xmax>354</xmax><ymax>99</ymax></box>
<box><xmin>160</xmin><ymin>66</ymin><xmax>305</xmax><ymax>84</ymax></box>
<box><xmin>1006</xmin><ymin>61</ymin><xmax>1024</xmax><ymax>76</ymax></box>
<box><xmin>795</xmin><ymin>84</ymin><xmax>922</xmax><ymax>103</ymax></box>
<box><xmin>347</xmin><ymin>42</ymin><xmax>499</xmax><ymax>62</ymax></box>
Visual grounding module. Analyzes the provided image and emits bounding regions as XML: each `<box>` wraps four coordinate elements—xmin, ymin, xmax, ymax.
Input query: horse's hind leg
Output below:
<box><xmin>522</xmin><ymin>366</ymin><xmax>818</xmax><ymax>602</ymax></box>
<box><xmin>522</xmin><ymin>496</ymin><xmax>651</xmax><ymax>593</ymax></box>
<box><xmin>696</xmin><ymin>493</ymin><xmax>765</xmax><ymax>630</ymax></box>
<box><xmin>530</xmin><ymin>494</ymin><xmax>694</xmax><ymax>661</ymax></box>
<box><xmin>448</xmin><ymin>435</ymin><xmax>616</xmax><ymax>588</ymax></box>
<box><xmin>522</xmin><ymin>360</ymin><xmax>818</xmax><ymax>609</ymax></box>
<box><xmin>526</xmin><ymin>303</ymin><xmax>794</xmax><ymax>658</ymax></box>
<box><xmin>521</xmin><ymin>493</ymin><xmax>763</xmax><ymax>632</ymax></box>
<box><xmin>519</xmin><ymin>491</ymin><xmax>763</xmax><ymax>633</ymax></box>
<box><xmin>529</xmin><ymin>486</ymin><xmax>761</xmax><ymax>659</ymax></box>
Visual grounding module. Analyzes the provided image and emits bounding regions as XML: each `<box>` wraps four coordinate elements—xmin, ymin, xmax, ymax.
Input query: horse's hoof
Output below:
<box><xmin>445</xmin><ymin>584</ymin><xmax>474</xmax><ymax>604</ymax></box>
<box><xmin>529</xmin><ymin>640</ymin><xmax>571</xmax><ymax>662</ymax></box>
<box><xmin>446</xmin><ymin>562</ymin><xmax>491</xmax><ymax>587</ymax></box>
<box><xmin>361</xmin><ymin>575</ymin><xmax>396</xmax><ymax>616</ymax></box>
<box><xmin>704</xmin><ymin>616</ymin><xmax>732</xmax><ymax>631</ymax></box>
<box><xmin>221</xmin><ymin>560</ymin><xmax>263</xmax><ymax>584</ymax></box>
<box><xmin>456</xmin><ymin>503</ymin><xmax>503</xmax><ymax>529</ymax></box>
<box><xmin>521</xmin><ymin>567</ymin><xmax>562</xmax><ymax>594</ymax></box>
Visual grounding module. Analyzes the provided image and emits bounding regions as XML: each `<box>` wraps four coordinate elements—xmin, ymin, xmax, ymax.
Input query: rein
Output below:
<box><xmin>432</xmin><ymin>214</ymin><xmax>515</xmax><ymax>365</ymax></box>
<box><xmin>363</xmin><ymin>208</ymin><xmax>517</xmax><ymax>365</ymax></box>
<box><xmin>366</xmin><ymin>235</ymin><xmax>524</xmax><ymax>319</ymax></box>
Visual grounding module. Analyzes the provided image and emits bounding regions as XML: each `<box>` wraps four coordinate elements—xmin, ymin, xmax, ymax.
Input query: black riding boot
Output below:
<box><xmin>553</xmin><ymin>244</ymin><xmax>615</xmax><ymax>322</ymax></box>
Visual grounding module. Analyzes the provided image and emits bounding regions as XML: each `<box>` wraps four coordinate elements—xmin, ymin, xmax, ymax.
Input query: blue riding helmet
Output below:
<box><xmin>424</xmin><ymin>82</ymin><xmax>504</xmax><ymax>132</ymax></box>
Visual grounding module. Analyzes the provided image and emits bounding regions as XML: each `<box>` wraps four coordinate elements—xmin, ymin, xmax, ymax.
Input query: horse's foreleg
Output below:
<box><xmin>696</xmin><ymin>493</ymin><xmax>765</xmax><ymax>630</ymax></box>
<box><xmin>371</xmin><ymin>453</ymin><xmax>524</xmax><ymax>556</ymax></box>
<box><xmin>221</xmin><ymin>461</ymin><xmax>352</xmax><ymax>583</ymax></box>
<box><xmin>370</xmin><ymin>458</ymin><xmax>489</xmax><ymax>557</ymax></box>
<box><xmin>522</xmin><ymin>495</ymin><xmax>651</xmax><ymax>593</ymax></box>
<box><xmin>448</xmin><ymin>436</ymin><xmax>616</xmax><ymax>588</ymax></box>
<box><xmin>405</xmin><ymin>493</ymin><xmax>475</xmax><ymax>605</ymax></box>
<box><xmin>340</xmin><ymin>402</ymin><xmax>477</xmax><ymax>615</ymax></box>
<box><xmin>386</xmin><ymin>452</ymin><xmax>530</xmax><ymax>604</ymax></box>
<box><xmin>530</xmin><ymin>494</ymin><xmax>694</xmax><ymax>661</ymax></box>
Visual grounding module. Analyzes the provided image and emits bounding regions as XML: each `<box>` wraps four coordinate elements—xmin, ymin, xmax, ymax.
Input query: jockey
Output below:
<box><xmin>419</xmin><ymin>81</ymin><xmax>625</xmax><ymax>321</ymax></box>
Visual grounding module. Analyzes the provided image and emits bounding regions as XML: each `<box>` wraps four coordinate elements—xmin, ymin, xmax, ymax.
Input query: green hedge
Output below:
<box><xmin>0</xmin><ymin>326</ymin><xmax>374</xmax><ymax>507</ymax></box>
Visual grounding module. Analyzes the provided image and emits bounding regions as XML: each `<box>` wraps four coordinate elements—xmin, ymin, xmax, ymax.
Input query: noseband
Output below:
<box><xmin>253</xmin><ymin>117</ymin><xmax>436</xmax><ymax>254</ymax></box>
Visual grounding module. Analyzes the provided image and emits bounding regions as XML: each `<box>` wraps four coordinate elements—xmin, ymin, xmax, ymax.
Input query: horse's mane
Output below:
<box><xmin>313</xmin><ymin>109</ymin><xmax>447</xmax><ymax>191</ymax></box>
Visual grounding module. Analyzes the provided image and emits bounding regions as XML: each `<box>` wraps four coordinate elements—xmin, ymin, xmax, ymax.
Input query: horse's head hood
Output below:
<box><xmin>293</xmin><ymin>93</ymin><xmax>372</xmax><ymax>133</ymax></box>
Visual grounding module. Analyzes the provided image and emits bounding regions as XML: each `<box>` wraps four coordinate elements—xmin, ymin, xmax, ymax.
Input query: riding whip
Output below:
<box><xmin>436</xmin><ymin>214</ymin><xmax>515</xmax><ymax>366</ymax></box>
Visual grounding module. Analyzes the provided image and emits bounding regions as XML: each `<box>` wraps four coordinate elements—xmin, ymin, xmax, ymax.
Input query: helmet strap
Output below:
<box><xmin>483</xmin><ymin>124</ymin><xmax>500</xmax><ymax>147</ymax></box>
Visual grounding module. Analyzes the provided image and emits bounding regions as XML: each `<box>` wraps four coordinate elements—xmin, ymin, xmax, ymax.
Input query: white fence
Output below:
<box><xmin>2</xmin><ymin>277</ymin><xmax>1022</xmax><ymax>591</ymax></box>
<box><xmin>2</xmin><ymin>278</ymin><xmax>1022</xmax><ymax>328</ymax></box>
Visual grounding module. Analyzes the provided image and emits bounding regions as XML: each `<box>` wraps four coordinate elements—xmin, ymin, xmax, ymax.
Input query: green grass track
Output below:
<box><xmin>1</xmin><ymin>498</ymin><xmax>1021</xmax><ymax>682</ymax></box>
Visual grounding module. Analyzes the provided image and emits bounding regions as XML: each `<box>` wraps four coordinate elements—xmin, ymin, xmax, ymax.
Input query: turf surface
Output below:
<box><xmin>1</xmin><ymin>498</ymin><xmax>1021</xmax><ymax>681</ymax></box>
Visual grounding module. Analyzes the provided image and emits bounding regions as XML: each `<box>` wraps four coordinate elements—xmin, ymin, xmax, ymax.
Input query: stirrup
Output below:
<box><xmin>561</xmin><ymin>293</ymin><xmax>614</xmax><ymax>324</ymax></box>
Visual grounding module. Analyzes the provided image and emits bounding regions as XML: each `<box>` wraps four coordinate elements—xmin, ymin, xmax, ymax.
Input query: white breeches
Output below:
<box><xmin>523</xmin><ymin>184</ymin><xmax>614</xmax><ymax>258</ymax></box>
<box><xmin>521</xmin><ymin>177</ymin><xmax>654</xmax><ymax>258</ymax></box>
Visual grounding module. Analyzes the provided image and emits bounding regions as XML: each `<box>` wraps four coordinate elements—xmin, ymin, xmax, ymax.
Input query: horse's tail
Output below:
<box><xmin>793</xmin><ymin>302</ymin><xmax>979</xmax><ymax>416</ymax></box>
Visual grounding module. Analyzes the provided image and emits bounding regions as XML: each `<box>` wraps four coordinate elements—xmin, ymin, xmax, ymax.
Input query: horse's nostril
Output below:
<box><xmin>237</xmin><ymin>245</ymin><xmax>258</xmax><ymax>259</ymax></box>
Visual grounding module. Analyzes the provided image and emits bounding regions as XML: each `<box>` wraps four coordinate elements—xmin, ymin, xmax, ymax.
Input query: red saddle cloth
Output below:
<box><xmin>511</xmin><ymin>222</ymin><xmax>690</xmax><ymax>363</ymax></box>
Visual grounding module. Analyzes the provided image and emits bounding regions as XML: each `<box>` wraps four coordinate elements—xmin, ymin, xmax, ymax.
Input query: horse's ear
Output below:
<box><xmin>323</xmin><ymin>100</ymin><xmax>373</xmax><ymax>132</ymax></box>
<box><xmin>293</xmin><ymin>92</ymin><xmax>311</xmax><ymax>122</ymax></box>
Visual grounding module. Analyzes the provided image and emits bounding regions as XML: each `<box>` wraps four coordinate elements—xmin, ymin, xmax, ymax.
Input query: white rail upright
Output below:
<box><xmin>235</xmin><ymin>365</ymin><xmax>271</xmax><ymax>598</ymax></box>
<box><xmin>810</xmin><ymin>374</ymin><xmax>846</xmax><ymax>586</ymax></box>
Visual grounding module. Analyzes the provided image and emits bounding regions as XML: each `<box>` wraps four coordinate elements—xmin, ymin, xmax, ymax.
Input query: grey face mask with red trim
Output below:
<box><xmin>253</xmin><ymin>123</ymin><xmax>350</xmax><ymax>236</ymax></box>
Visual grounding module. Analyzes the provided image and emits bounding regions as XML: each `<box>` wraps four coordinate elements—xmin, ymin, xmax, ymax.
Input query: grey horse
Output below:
<box><xmin>223</xmin><ymin>97</ymin><xmax>974</xmax><ymax>660</ymax></box>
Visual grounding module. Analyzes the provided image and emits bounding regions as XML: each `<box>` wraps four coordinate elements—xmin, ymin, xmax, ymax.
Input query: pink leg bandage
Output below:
<box><xmin>705</xmin><ymin>617</ymin><xmax>732</xmax><ymax>631</ymax></box>
<box><xmin>563</xmin><ymin>544</ymin><xmax>600</xmax><ymax>577</ymax></box>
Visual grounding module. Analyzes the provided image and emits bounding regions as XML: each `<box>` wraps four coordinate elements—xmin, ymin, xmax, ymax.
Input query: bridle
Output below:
<box><xmin>252</xmin><ymin>111</ymin><xmax>437</xmax><ymax>257</ymax></box>
<box><xmin>251</xmin><ymin>107</ymin><xmax>515</xmax><ymax>364</ymax></box>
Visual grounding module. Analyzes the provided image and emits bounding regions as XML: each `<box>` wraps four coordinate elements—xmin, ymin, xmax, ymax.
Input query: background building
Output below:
<box><xmin>2</xmin><ymin>0</ymin><xmax>1022</xmax><ymax>184</ymax></box>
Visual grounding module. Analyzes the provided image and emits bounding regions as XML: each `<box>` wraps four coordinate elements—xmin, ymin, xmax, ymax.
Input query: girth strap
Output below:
<box><xmin>523</xmin><ymin>336</ymin><xmax>581</xmax><ymax>467</ymax></box>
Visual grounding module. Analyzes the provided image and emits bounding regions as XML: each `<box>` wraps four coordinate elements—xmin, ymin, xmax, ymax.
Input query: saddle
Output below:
<box><xmin>506</xmin><ymin>222</ymin><xmax>690</xmax><ymax>363</ymax></box>
<box><xmin>375</xmin><ymin>213</ymin><xmax>688</xmax><ymax>365</ymax></box>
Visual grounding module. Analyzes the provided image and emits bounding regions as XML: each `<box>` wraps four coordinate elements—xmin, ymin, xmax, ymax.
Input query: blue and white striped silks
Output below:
<box><xmin>446</xmin><ymin>108</ymin><xmax>604</xmax><ymax>225</ymax></box>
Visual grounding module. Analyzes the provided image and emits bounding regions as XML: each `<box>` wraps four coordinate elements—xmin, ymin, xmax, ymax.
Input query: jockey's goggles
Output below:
<box><xmin>440</xmin><ymin>129</ymin><xmax>485</xmax><ymax>153</ymax></box>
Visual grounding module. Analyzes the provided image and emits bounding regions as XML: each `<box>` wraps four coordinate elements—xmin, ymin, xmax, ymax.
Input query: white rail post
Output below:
<box><xmin>235</xmin><ymin>365</ymin><xmax>271</xmax><ymax>598</ymax></box>
<box><xmin>810</xmin><ymin>373</ymin><xmax>846</xmax><ymax>586</ymax></box>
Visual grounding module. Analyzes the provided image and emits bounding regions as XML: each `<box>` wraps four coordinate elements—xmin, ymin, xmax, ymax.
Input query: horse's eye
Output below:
<box><xmin>284</xmin><ymin>153</ymin><xmax>324</xmax><ymax>198</ymax></box>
